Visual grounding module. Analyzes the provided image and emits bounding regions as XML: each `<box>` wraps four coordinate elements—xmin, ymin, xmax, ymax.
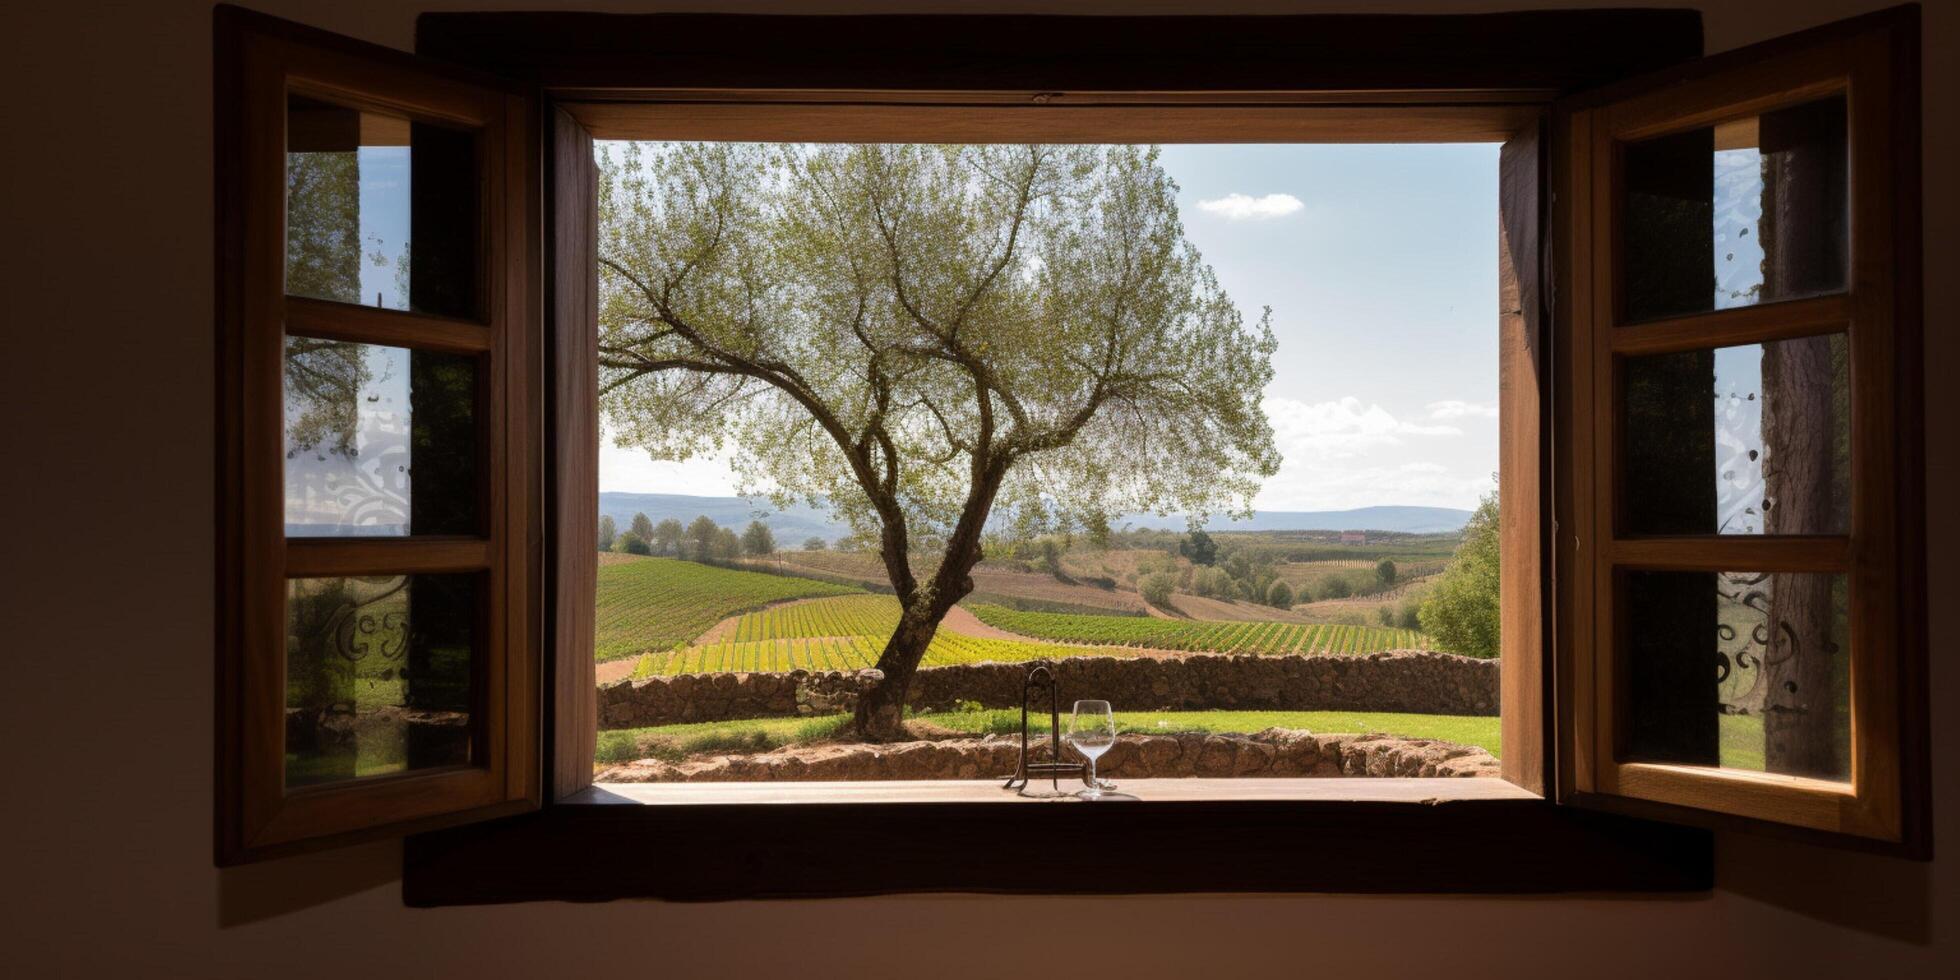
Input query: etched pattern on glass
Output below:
<box><xmin>283</xmin><ymin>340</ymin><xmax>412</xmax><ymax>535</ymax></box>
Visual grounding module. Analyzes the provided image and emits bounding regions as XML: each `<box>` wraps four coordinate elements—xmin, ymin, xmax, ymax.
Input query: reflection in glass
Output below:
<box><xmin>283</xmin><ymin>340</ymin><xmax>478</xmax><ymax>536</ymax></box>
<box><xmin>285</xmin><ymin>574</ymin><xmax>478</xmax><ymax>788</ymax></box>
<box><xmin>1622</xmin><ymin>334</ymin><xmax>1848</xmax><ymax>535</ymax></box>
<box><xmin>284</xmin><ymin>94</ymin><xmax>479</xmax><ymax>318</ymax></box>
<box><xmin>1620</xmin><ymin>95</ymin><xmax>1847</xmax><ymax>323</ymax></box>
<box><xmin>1623</xmin><ymin>571</ymin><xmax>1849</xmax><ymax>781</ymax></box>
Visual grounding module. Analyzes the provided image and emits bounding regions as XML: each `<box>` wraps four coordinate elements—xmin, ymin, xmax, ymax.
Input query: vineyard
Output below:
<box><xmin>967</xmin><ymin>604</ymin><xmax>1431</xmax><ymax>655</ymax></box>
<box><xmin>595</xmin><ymin>557</ymin><xmax>861</xmax><ymax>662</ymax></box>
<box><xmin>631</xmin><ymin>595</ymin><xmax>1108</xmax><ymax>677</ymax></box>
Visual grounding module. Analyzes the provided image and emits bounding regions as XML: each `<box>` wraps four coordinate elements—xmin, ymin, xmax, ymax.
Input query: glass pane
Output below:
<box><xmin>283</xmin><ymin>340</ymin><xmax>478</xmax><ymax>536</ymax></box>
<box><xmin>1623</xmin><ymin>570</ymin><xmax>1849</xmax><ymax>781</ymax></box>
<box><xmin>1621</xmin><ymin>333</ymin><xmax>1849</xmax><ymax>535</ymax></box>
<box><xmin>284</xmin><ymin>94</ymin><xmax>480</xmax><ymax>319</ymax></box>
<box><xmin>285</xmin><ymin>574</ymin><xmax>478</xmax><ymax>788</ymax></box>
<box><xmin>1620</xmin><ymin>94</ymin><xmax>1847</xmax><ymax>323</ymax></box>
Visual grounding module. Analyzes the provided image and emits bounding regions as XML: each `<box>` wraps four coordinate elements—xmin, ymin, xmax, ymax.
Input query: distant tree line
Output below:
<box><xmin>602</xmin><ymin>511</ymin><xmax>783</xmax><ymax>561</ymax></box>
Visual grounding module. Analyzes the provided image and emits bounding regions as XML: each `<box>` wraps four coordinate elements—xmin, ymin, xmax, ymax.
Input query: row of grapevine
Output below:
<box><xmin>965</xmin><ymin>604</ymin><xmax>1432</xmax><ymax>655</ymax></box>
<box><xmin>595</xmin><ymin>557</ymin><xmax>861</xmax><ymax>662</ymax></box>
<box><xmin>632</xmin><ymin>629</ymin><xmax>1112</xmax><ymax>678</ymax></box>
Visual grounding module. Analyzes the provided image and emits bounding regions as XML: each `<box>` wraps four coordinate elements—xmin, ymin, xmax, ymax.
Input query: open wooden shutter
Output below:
<box><xmin>1552</xmin><ymin>7</ymin><xmax>1924</xmax><ymax>850</ymax></box>
<box><xmin>215</xmin><ymin>6</ymin><xmax>540</xmax><ymax>864</ymax></box>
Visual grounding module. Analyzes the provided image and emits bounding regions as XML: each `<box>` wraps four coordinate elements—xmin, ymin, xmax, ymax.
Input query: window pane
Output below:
<box><xmin>1621</xmin><ymin>333</ymin><xmax>1849</xmax><ymax>535</ymax></box>
<box><xmin>1620</xmin><ymin>94</ymin><xmax>1846</xmax><ymax>323</ymax></box>
<box><xmin>283</xmin><ymin>340</ymin><xmax>479</xmax><ymax>536</ymax></box>
<box><xmin>284</xmin><ymin>94</ymin><xmax>480</xmax><ymax>319</ymax></box>
<box><xmin>285</xmin><ymin>574</ymin><xmax>478</xmax><ymax>788</ymax></box>
<box><xmin>1623</xmin><ymin>570</ymin><xmax>1849</xmax><ymax>781</ymax></box>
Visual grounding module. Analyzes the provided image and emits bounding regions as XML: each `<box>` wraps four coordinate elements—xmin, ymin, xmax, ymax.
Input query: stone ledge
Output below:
<box><xmin>594</xmin><ymin>728</ymin><xmax>1500</xmax><ymax>783</ymax></box>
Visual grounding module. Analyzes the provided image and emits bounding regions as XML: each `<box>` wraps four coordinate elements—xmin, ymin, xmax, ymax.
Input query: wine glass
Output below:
<box><xmin>1068</xmin><ymin>700</ymin><xmax>1117</xmax><ymax>800</ymax></box>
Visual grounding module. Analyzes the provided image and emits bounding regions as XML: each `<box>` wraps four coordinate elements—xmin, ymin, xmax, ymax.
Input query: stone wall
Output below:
<box><xmin>594</xmin><ymin>728</ymin><xmax>1500</xmax><ymax>782</ymax></box>
<box><xmin>598</xmin><ymin>651</ymin><xmax>1497</xmax><ymax>730</ymax></box>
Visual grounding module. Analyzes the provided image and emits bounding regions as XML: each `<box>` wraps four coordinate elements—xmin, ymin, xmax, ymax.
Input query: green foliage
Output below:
<box><xmin>1180</xmin><ymin>529</ymin><xmax>1218</xmax><ymax>566</ymax></box>
<box><xmin>1321</xmin><ymin>576</ymin><xmax>1352</xmax><ymax>599</ymax></box>
<box><xmin>1420</xmin><ymin>487</ymin><xmax>1501</xmax><ymax>658</ymax></box>
<box><xmin>629</xmin><ymin>512</ymin><xmax>655</xmax><ymax>543</ymax></box>
<box><xmin>652</xmin><ymin>518</ymin><xmax>685</xmax><ymax>555</ymax></box>
<box><xmin>741</xmin><ymin>520</ymin><xmax>776</xmax><ymax>556</ymax></box>
<box><xmin>614</xmin><ymin>532</ymin><xmax>652</xmax><ymax>556</ymax></box>
<box><xmin>712</xmin><ymin>527</ymin><xmax>742</xmax><ymax>560</ymax></box>
<box><xmin>1139</xmin><ymin>572</ymin><xmax>1177</xmax><ymax>607</ymax></box>
<box><xmin>1265</xmin><ymin>579</ymin><xmax>1295</xmax><ymax>609</ymax></box>
<box><xmin>597</xmin><ymin>514</ymin><xmax>618</xmax><ymax>552</ymax></box>
<box><xmin>594</xmin><ymin>557</ymin><xmax>861</xmax><ymax>662</ymax></box>
<box><xmin>802</xmin><ymin>536</ymin><xmax>827</xmax><ymax>551</ymax></box>
<box><xmin>596</xmin><ymin>141</ymin><xmax>1280</xmax><ymax>600</ymax></box>
<box><xmin>686</xmin><ymin>515</ymin><xmax>720</xmax><ymax>560</ymax></box>
<box><xmin>1377</xmin><ymin>605</ymin><xmax>1394</xmax><ymax>626</ymax></box>
<box><xmin>1376</xmin><ymin>558</ymin><xmax>1397</xmax><ymax>587</ymax></box>
<box><xmin>1396</xmin><ymin>601</ymin><xmax>1422</xmax><ymax>631</ymax></box>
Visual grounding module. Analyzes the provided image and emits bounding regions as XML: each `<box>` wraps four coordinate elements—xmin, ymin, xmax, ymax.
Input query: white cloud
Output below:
<box><xmin>1425</xmin><ymin>399</ymin><xmax>1499</xmax><ymax>420</ymax></box>
<box><xmin>1195</xmin><ymin>192</ymin><xmax>1304</xmax><ymax>221</ymax></box>
<box><xmin>1263</xmin><ymin>396</ymin><xmax>1462</xmax><ymax>459</ymax></box>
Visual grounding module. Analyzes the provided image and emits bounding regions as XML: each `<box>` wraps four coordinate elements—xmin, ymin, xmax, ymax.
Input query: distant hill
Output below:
<box><xmin>598</xmin><ymin>493</ymin><xmax>1471</xmax><ymax>542</ymax></box>
<box><xmin>1121</xmin><ymin>505</ymin><xmax>1473</xmax><ymax>535</ymax></box>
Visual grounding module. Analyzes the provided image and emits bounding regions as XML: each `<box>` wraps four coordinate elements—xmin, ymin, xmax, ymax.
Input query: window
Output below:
<box><xmin>1556</xmin><ymin>22</ymin><xmax>1924</xmax><ymax>842</ymax></box>
<box><xmin>214</xmin><ymin>7</ymin><xmax>1925</xmax><ymax>882</ymax></box>
<box><xmin>214</xmin><ymin>11</ymin><xmax>538</xmax><ymax>861</ymax></box>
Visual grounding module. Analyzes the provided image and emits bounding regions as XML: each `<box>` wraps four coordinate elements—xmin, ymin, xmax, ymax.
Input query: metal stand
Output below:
<box><xmin>1001</xmin><ymin>662</ymin><xmax>1088</xmax><ymax>798</ymax></box>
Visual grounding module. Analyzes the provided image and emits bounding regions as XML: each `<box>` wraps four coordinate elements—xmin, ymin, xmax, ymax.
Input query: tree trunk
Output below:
<box><xmin>1757</xmin><ymin>97</ymin><xmax>1847</xmax><ymax>779</ymax></box>
<box><xmin>851</xmin><ymin>605</ymin><xmax>946</xmax><ymax>741</ymax></box>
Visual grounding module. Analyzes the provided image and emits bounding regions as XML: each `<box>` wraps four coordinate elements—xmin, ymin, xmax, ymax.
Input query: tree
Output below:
<box><xmin>741</xmin><ymin>520</ymin><xmax>776</xmax><ymax>556</ymax></box>
<box><xmin>597</xmin><ymin>514</ymin><xmax>618</xmax><ymax>552</ymax></box>
<box><xmin>1139</xmin><ymin>572</ymin><xmax>1177</xmax><ymax>608</ymax></box>
<box><xmin>615</xmin><ymin>531</ymin><xmax>652</xmax><ymax>556</ymax></box>
<box><xmin>599</xmin><ymin>142</ymin><xmax>1278</xmax><ymax>739</ymax></box>
<box><xmin>1322</xmin><ymin>576</ymin><xmax>1352</xmax><ymax>600</ymax></box>
<box><xmin>1265</xmin><ymin>579</ymin><xmax>1294</xmax><ymax>609</ymax></box>
<box><xmin>652</xmin><ymin>517</ymin><xmax>685</xmax><ymax>556</ymax></box>
<box><xmin>802</xmin><ymin>536</ymin><xmax>828</xmax><ymax>551</ymax></box>
<box><xmin>1420</xmin><ymin>487</ymin><xmax>1500</xmax><ymax>658</ymax></box>
<box><xmin>712</xmin><ymin>527</ymin><xmax>742</xmax><ymax>560</ymax></box>
<box><xmin>685</xmin><ymin>515</ymin><xmax>720</xmax><ymax>561</ymax></box>
<box><xmin>1376</xmin><ymin>558</ymin><xmax>1397</xmax><ymax>588</ymax></box>
<box><xmin>629</xmin><ymin>512</ymin><xmax>656</xmax><ymax>545</ymax></box>
<box><xmin>1179</xmin><ymin>529</ymin><xmax>1217</xmax><ymax>566</ymax></box>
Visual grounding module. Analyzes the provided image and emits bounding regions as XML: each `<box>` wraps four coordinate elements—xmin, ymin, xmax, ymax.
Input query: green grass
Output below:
<box><xmin>595</xmin><ymin>557</ymin><xmax>862</xmax><ymax>662</ymax></box>
<box><xmin>596</xmin><ymin>709</ymin><xmax>1500</xmax><ymax>765</ymax></box>
<box><xmin>967</xmin><ymin>603</ymin><xmax>1432</xmax><ymax>655</ymax></box>
<box><xmin>596</xmin><ymin>715</ymin><xmax>852</xmax><ymax>764</ymax></box>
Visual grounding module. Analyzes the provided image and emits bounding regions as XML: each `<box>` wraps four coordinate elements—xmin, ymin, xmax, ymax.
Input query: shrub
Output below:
<box><xmin>614</xmin><ymin>531</ymin><xmax>653</xmax><ymax>556</ymax></box>
<box><xmin>1377</xmin><ymin>605</ymin><xmax>1394</xmax><ymax>626</ymax></box>
<box><xmin>1420</xmin><ymin>487</ymin><xmax>1501</xmax><ymax>658</ymax></box>
<box><xmin>1322</xmin><ymin>576</ymin><xmax>1352</xmax><ymax>599</ymax></box>
<box><xmin>1376</xmin><ymin>558</ymin><xmax>1398</xmax><ymax>587</ymax></box>
<box><xmin>803</xmin><ymin>536</ymin><xmax>827</xmax><ymax>551</ymax></box>
<box><xmin>1265</xmin><ymin>580</ymin><xmax>1295</xmax><ymax>609</ymax></box>
<box><xmin>1139</xmin><ymin>572</ymin><xmax>1177</xmax><ymax>607</ymax></box>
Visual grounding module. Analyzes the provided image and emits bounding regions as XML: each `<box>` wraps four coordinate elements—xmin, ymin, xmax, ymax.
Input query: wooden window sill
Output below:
<box><xmin>403</xmin><ymin>778</ymin><xmax>1711</xmax><ymax>904</ymax></box>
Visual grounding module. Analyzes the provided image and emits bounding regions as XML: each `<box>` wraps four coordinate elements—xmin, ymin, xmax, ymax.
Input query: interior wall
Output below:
<box><xmin>1</xmin><ymin>1</ymin><xmax>1949</xmax><ymax>976</ymax></box>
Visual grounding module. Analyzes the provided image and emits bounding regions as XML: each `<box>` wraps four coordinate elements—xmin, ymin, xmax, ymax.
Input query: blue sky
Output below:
<box><xmin>600</xmin><ymin>143</ymin><xmax>1503</xmax><ymax>512</ymax></box>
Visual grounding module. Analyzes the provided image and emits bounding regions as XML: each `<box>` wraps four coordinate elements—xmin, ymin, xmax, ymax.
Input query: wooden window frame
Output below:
<box><xmin>400</xmin><ymin>9</ymin><xmax>1729</xmax><ymax>902</ymax></box>
<box><xmin>213</xmin><ymin>8</ymin><xmax>541</xmax><ymax>864</ymax></box>
<box><xmin>1552</xmin><ymin>9</ymin><xmax>1928</xmax><ymax>849</ymax></box>
<box><xmin>212</xmin><ymin>6</ymin><xmax>1927</xmax><ymax>891</ymax></box>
